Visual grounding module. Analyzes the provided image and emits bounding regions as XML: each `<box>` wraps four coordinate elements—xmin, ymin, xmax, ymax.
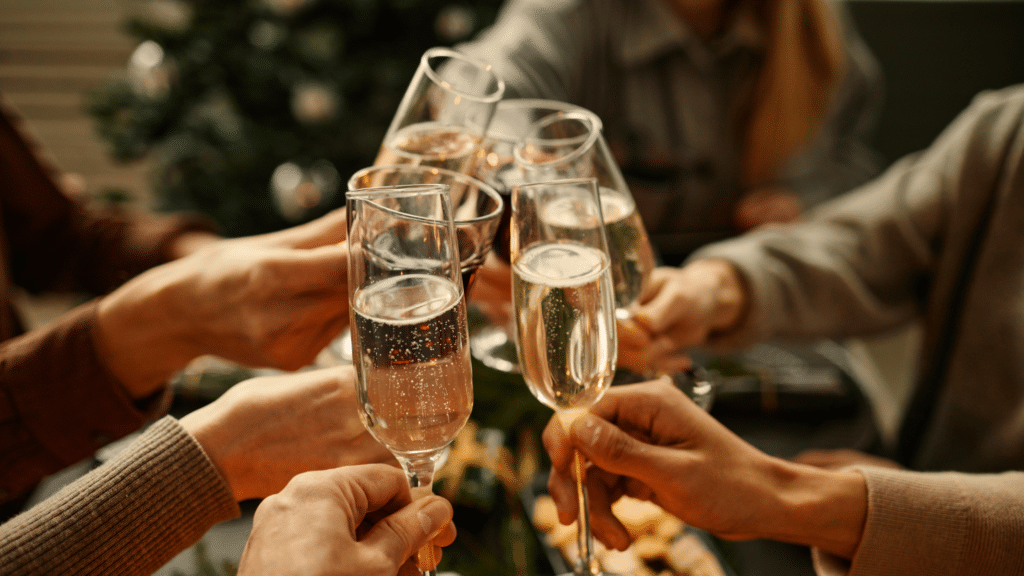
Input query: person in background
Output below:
<box><xmin>621</xmin><ymin>83</ymin><xmax>1024</xmax><ymax>477</ymax></box>
<box><xmin>1</xmin><ymin>366</ymin><xmax>401</xmax><ymax>576</ymax></box>
<box><xmin>238</xmin><ymin>464</ymin><xmax>456</xmax><ymax>576</ymax></box>
<box><xmin>543</xmin><ymin>379</ymin><xmax>1023</xmax><ymax>576</ymax></box>
<box><xmin>460</xmin><ymin>0</ymin><xmax>883</xmax><ymax>264</ymax></box>
<box><xmin>0</xmin><ymin>95</ymin><xmax>352</xmax><ymax>513</ymax></box>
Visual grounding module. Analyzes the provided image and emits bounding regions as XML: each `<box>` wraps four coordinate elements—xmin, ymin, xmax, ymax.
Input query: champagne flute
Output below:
<box><xmin>516</xmin><ymin>111</ymin><xmax>715</xmax><ymax>412</ymax></box>
<box><xmin>376</xmin><ymin>47</ymin><xmax>505</xmax><ymax>172</ymax></box>
<box><xmin>511</xmin><ymin>178</ymin><xmax>616</xmax><ymax>576</ymax></box>
<box><xmin>346</xmin><ymin>183</ymin><xmax>473</xmax><ymax>576</ymax></box>
<box><xmin>515</xmin><ymin>110</ymin><xmax>656</xmax><ymax>319</ymax></box>
<box><xmin>328</xmin><ymin>165</ymin><xmax>502</xmax><ymax>365</ymax></box>
<box><xmin>349</xmin><ymin>164</ymin><xmax>503</xmax><ymax>295</ymax></box>
<box><xmin>468</xmin><ymin>99</ymin><xmax>590</xmax><ymax>373</ymax></box>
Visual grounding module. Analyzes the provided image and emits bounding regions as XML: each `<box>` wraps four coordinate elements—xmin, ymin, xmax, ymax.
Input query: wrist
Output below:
<box><xmin>762</xmin><ymin>458</ymin><xmax>867</xmax><ymax>559</ymax></box>
<box><xmin>95</xmin><ymin>268</ymin><xmax>198</xmax><ymax>398</ymax></box>
<box><xmin>689</xmin><ymin>258</ymin><xmax>748</xmax><ymax>333</ymax></box>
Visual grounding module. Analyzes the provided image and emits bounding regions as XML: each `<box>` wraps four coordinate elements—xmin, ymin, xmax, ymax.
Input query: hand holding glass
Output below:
<box><xmin>511</xmin><ymin>178</ymin><xmax>616</xmax><ymax>576</ymax></box>
<box><xmin>346</xmin><ymin>184</ymin><xmax>472</xmax><ymax>576</ymax></box>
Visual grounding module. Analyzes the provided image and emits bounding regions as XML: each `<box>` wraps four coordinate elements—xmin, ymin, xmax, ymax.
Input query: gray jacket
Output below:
<box><xmin>460</xmin><ymin>0</ymin><xmax>884</xmax><ymax>261</ymax></box>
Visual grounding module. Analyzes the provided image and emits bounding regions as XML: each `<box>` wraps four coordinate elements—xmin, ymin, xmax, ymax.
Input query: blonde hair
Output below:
<box><xmin>741</xmin><ymin>0</ymin><xmax>847</xmax><ymax>187</ymax></box>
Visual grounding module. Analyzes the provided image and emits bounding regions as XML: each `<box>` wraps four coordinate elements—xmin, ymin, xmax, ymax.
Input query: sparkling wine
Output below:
<box><xmin>375</xmin><ymin>123</ymin><xmax>482</xmax><ymax>173</ymax></box>
<box><xmin>352</xmin><ymin>274</ymin><xmax>473</xmax><ymax>457</ymax></box>
<box><xmin>512</xmin><ymin>242</ymin><xmax>616</xmax><ymax>411</ymax></box>
<box><xmin>598</xmin><ymin>187</ymin><xmax>656</xmax><ymax>314</ymax></box>
<box><xmin>539</xmin><ymin>189</ymin><xmax>655</xmax><ymax>315</ymax></box>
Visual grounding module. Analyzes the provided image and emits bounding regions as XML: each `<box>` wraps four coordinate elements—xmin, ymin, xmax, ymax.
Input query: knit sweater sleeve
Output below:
<box><xmin>0</xmin><ymin>300</ymin><xmax>171</xmax><ymax>505</ymax></box>
<box><xmin>811</xmin><ymin>467</ymin><xmax>1024</xmax><ymax>576</ymax></box>
<box><xmin>0</xmin><ymin>416</ymin><xmax>240</xmax><ymax>576</ymax></box>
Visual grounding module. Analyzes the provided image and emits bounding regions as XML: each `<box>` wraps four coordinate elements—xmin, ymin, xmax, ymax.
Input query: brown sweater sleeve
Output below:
<box><xmin>0</xmin><ymin>97</ymin><xmax>217</xmax><ymax>296</ymax></box>
<box><xmin>0</xmin><ymin>416</ymin><xmax>240</xmax><ymax>576</ymax></box>
<box><xmin>0</xmin><ymin>300</ymin><xmax>170</xmax><ymax>505</ymax></box>
<box><xmin>811</xmin><ymin>467</ymin><xmax>1024</xmax><ymax>576</ymax></box>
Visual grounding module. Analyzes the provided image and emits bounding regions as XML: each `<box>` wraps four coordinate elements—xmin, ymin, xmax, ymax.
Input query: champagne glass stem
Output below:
<box><xmin>402</xmin><ymin>456</ymin><xmax>440</xmax><ymax>576</ymax></box>
<box><xmin>573</xmin><ymin>449</ymin><xmax>601</xmax><ymax>576</ymax></box>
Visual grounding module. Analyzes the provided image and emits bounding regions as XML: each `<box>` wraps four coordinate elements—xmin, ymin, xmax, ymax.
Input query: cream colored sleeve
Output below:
<box><xmin>811</xmin><ymin>467</ymin><xmax>1024</xmax><ymax>576</ymax></box>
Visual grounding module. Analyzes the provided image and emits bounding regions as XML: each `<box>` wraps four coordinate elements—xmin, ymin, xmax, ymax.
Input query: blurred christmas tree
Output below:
<box><xmin>88</xmin><ymin>0</ymin><xmax>502</xmax><ymax>237</ymax></box>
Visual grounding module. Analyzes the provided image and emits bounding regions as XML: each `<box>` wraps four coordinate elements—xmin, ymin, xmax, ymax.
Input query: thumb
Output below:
<box><xmin>363</xmin><ymin>496</ymin><xmax>453</xmax><ymax>565</ymax></box>
<box><xmin>570</xmin><ymin>413</ymin><xmax>672</xmax><ymax>485</ymax></box>
<box><xmin>634</xmin><ymin>286</ymin><xmax>681</xmax><ymax>335</ymax></box>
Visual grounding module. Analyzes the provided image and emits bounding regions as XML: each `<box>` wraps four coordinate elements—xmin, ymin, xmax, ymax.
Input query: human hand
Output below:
<box><xmin>732</xmin><ymin>186</ymin><xmax>803</xmax><ymax>232</ymax></box>
<box><xmin>238</xmin><ymin>464</ymin><xmax>457</xmax><ymax>576</ymax></box>
<box><xmin>179</xmin><ymin>365</ymin><xmax>395</xmax><ymax>502</ymax></box>
<box><xmin>543</xmin><ymin>379</ymin><xmax>867</xmax><ymax>559</ymax></box>
<box><xmin>96</xmin><ymin>208</ymin><xmax>351</xmax><ymax>396</ymax></box>
<box><xmin>625</xmin><ymin>260</ymin><xmax>747</xmax><ymax>365</ymax></box>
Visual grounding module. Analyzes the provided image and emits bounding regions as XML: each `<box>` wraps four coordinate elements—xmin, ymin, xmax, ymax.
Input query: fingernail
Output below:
<box><xmin>417</xmin><ymin>498</ymin><xmax>450</xmax><ymax>536</ymax></box>
<box><xmin>575</xmin><ymin>414</ymin><xmax>600</xmax><ymax>447</ymax></box>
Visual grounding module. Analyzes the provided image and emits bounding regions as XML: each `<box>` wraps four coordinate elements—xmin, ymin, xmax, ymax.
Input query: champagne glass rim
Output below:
<box><xmin>348</xmin><ymin>164</ymin><xmax>504</xmax><ymax>225</ymax></box>
<box><xmin>511</xmin><ymin>176</ymin><xmax>609</xmax><ymax>257</ymax></box>
<box><xmin>513</xmin><ymin>176</ymin><xmax>599</xmax><ymax>192</ymax></box>
<box><xmin>486</xmin><ymin>99</ymin><xmax>600</xmax><ymax>143</ymax></box>
<box><xmin>513</xmin><ymin>110</ymin><xmax>602</xmax><ymax>170</ymax></box>
<box><xmin>421</xmin><ymin>46</ymin><xmax>506</xmax><ymax>104</ymax></box>
<box><xmin>346</xmin><ymin>183</ymin><xmax>453</xmax><ymax>226</ymax></box>
<box><xmin>494</xmin><ymin>98</ymin><xmax>601</xmax><ymax>126</ymax></box>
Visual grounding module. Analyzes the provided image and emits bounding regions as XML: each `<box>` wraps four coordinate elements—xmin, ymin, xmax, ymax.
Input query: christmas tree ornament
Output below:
<box><xmin>291</xmin><ymin>81</ymin><xmax>340</xmax><ymax>124</ymax></box>
<box><xmin>436</xmin><ymin>5</ymin><xmax>476</xmax><ymax>42</ymax></box>
<box><xmin>127</xmin><ymin>40</ymin><xmax>177</xmax><ymax>99</ymax></box>
<box><xmin>249</xmin><ymin>20</ymin><xmax>287</xmax><ymax>50</ymax></box>
<box><xmin>270</xmin><ymin>160</ymin><xmax>339</xmax><ymax>222</ymax></box>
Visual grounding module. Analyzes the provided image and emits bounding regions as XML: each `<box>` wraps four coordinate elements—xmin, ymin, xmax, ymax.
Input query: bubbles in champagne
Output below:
<box><xmin>352</xmin><ymin>274</ymin><xmax>473</xmax><ymax>457</ymax></box>
<box><xmin>598</xmin><ymin>187</ymin><xmax>656</xmax><ymax>313</ymax></box>
<box><xmin>512</xmin><ymin>242</ymin><xmax>616</xmax><ymax>412</ymax></box>
<box><xmin>376</xmin><ymin>123</ymin><xmax>482</xmax><ymax>173</ymax></box>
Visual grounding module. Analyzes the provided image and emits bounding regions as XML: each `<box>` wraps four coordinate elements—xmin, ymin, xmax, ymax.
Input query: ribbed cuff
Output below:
<box><xmin>0</xmin><ymin>416</ymin><xmax>239</xmax><ymax>576</ymax></box>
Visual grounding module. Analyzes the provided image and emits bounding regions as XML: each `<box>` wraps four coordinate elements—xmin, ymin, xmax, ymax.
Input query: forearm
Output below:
<box><xmin>829</xmin><ymin>468</ymin><xmax>1024</xmax><ymax>576</ymax></box>
<box><xmin>0</xmin><ymin>301</ymin><xmax>169</xmax><ymax>504</ymax></box>
<box><xmin>0</xmin><ymin>417</ymin><xmax>239</xmax><ymax>576</ymax></box>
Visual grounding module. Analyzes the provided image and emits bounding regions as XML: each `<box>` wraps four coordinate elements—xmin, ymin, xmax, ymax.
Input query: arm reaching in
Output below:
<box><xmin>542</xmin><ymin>379</ymin><xmax>867</xmax><ymax>560</ymax></box>
<box><xmin>0</xmin><ymin>366</ymin><xmax>395</xmax><ymax>576</ymax></box>
<box><xmin>238</xmin><ymin>464</ymin><xmax>456</xmax><ymax>576</ymax></box>
<box><xmin>180</xmin><ymin>365</ymin><xmax>395</xmax><ymax>502</ymax></box>
<box><xmin>619</xmin><ymin>260</ymin><xmax>748</xmax><ymax>371</ymax></box>
<box><xmin>95</xmin><ymin>207</ymin><xmax>350</xmax><ymax>399</ymax></box>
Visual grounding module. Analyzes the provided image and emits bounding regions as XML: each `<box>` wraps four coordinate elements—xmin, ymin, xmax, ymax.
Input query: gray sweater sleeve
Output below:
<box><xmin>812</xmin><ymin>467</ymin><xmax>1024</xmax><ymax>576</ymax></box>
<box><xmin>0</xmin><ymin>416</ymin><xmax>240</xmax><ymax>576</ymax></box>
<box><xmin>692</xmin><ymin>86</ymin><xmax>1024</xmax><ymax>349</ymax></box>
